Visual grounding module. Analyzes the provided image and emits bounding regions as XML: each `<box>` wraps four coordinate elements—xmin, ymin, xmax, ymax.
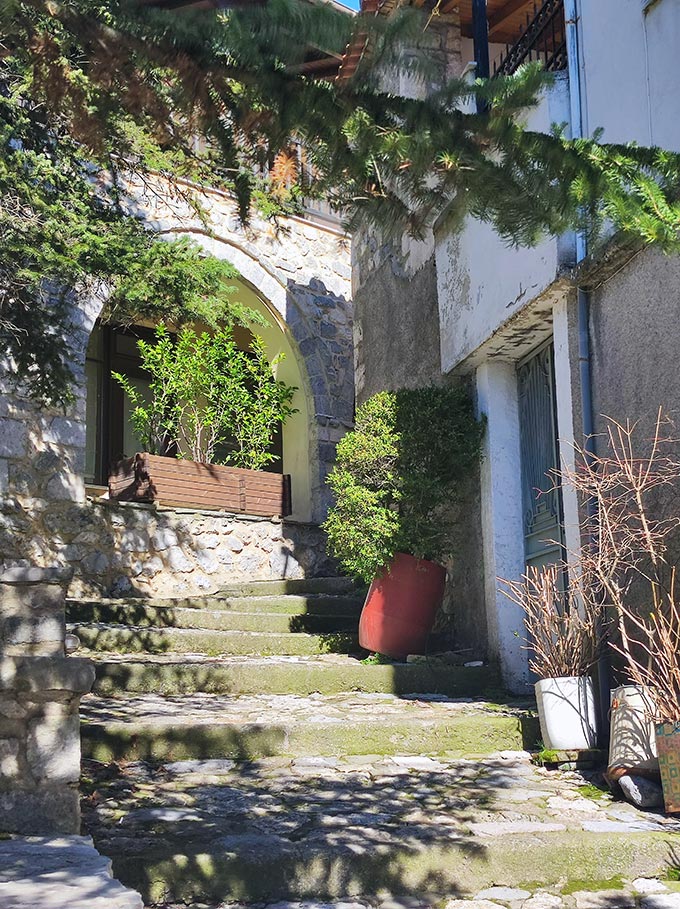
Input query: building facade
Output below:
<box><xmin>353</xmin><ymin>0</ymin><xmax>680</xmax><ymax>691</ymax></box>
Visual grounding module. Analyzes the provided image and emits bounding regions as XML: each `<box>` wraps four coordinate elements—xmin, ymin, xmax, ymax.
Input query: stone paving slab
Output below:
<box><xmin>0</xmin><ymin>835</ymin><xmax>143</xmax><ymax>909</ymax></box>
<box><xmin>80</xmin><ymin>692</ymin><xmax>538</xmax><ymax>761</ymax></box>
<box><xmin>81</xmin><ymin>751</ymin><xmax>680</xmax><ymax>905</ymax></box>
<box><xmin>152</xmin><ymin>881</ymin><xmax>680</xmax><ymax>909</ymax></box>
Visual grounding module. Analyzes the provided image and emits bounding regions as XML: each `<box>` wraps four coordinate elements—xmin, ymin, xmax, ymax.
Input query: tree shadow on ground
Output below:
<box><xmin>81</xmin><ymin>746</ymin><xmax>529</xmax><ymax>906</ymax></box>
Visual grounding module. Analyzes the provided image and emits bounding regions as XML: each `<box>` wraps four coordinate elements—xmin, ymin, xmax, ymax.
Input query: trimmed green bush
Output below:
<box><xmin>323</xmin><ymin>385</ymin><xmax>485</xmax><ymax>584</ymax></box>
<box><xmin>114</xmin><ymin>323</ymin><xmax>296</xmax><ymax>470</ymax></box>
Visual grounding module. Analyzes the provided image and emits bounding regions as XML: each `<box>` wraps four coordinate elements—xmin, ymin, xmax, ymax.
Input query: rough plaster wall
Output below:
<box><xmin>587</xmin><ymin>246</ymin><xmax>680</xmax><ymax>670</ymax></box>
<box><xmin>353</xmin><ymin>242</ymin><xmax>443</xmax><ymax>401</ymax></box>
<box><xmin>590</xmin><ymin>246</ymin><xmax>680</xmax><ymax>435</ymax></box>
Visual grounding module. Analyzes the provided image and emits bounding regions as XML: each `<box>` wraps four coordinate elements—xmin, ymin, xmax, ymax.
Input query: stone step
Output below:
<box><xmin>0</xmin><ymin>835</ymin><xmax>143</xmax><ymax>909</ymax></box>
<box><xmin>80</xmin><ymin>692</ymin><xmax>538</xmax><ymax>762</ymax></box>
<box><xmin>218</xmin><ymin>577</ymin><xmax>359</xmax><ymax>597</ymax></box>
<box><xmin>88</xmin><ymin>653</ymin><xmax>502</xmax><ymax>698</ymax></box>
<box><xmin>67</xmin><ymin>594</ymin><xmax>364</xmax><ymax>618</ymax></box>
<box><xmin>82</xmin><ymin>752</ymin><xmax>680</xmax><ymax>906</ymax></box>
<box><xmin>71</xmin><ymin>623</ymin><xmax>360</xmax><ymax>657</ymax></box>
<box><xmin>67</xmin><ymin>602</ymin><xmax>359</xmax><ymax>634</ymax></box>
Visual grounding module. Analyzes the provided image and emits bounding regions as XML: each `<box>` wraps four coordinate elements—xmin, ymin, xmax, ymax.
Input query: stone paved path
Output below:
<box><xmin>81</xmin><ymin>691</ymin><xmax>531</xmax><ymax>726</ymax></box>
<box><xmin>155</xmin><ymin>887</ymin><xmax>680</xmax><ymax>909</ymax></box>
<box><xmin>0</xmin><ymin>835</ymin><xmax>143</xmax><ymax>909</ymax></box>
<box><xmin>71</xmin><ymin>582</ymin><xmax>680</xmax><ymax>908</ymax></box>
<box><xmin>82</xmin><ymin>750</ymin><xmax>680</xmax><ymax>906</ymax></box>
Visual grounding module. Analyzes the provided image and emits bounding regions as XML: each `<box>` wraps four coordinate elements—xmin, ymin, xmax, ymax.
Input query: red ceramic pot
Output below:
<box><xmin>358</xmin><ymin>552</ymin><xmax>446</xmax><ymax>659</ymax></box>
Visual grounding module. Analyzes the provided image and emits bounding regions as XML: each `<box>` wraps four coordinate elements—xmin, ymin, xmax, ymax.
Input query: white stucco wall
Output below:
<box><xmin>435</xmin><ymin>73</ymin><xmax>572</xmax><ymax>373</ymax></box>
<box><xmin>578</xmin><ymin>0</ymin><xmax>680</xmax><ymax>151</ymax></box>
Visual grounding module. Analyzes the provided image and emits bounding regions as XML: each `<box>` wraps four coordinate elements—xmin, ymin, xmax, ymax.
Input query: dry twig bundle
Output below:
<box><xmin>558</xmin><ymin>409</ymin><xmax>680</xmax><ymax>723</ymax></box>
<box><xmin>501</xmin><ymin>564</ymin><xmax>602</xmax><ymax>679</ymax></box>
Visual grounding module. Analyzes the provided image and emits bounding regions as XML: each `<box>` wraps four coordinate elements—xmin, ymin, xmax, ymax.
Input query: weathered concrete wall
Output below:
<box><xmin>579</xmin><ymin>0</ymin><xmax>680</xmax><ymax>152</ymax></box>
<box><xmin>352</xmin><ymin>242</ymin><xmax>443</xmax><ymax>401</ymax></box>
<box><xmin>590</xmin><ymin>246</ymin><xmax>680</xmax><ymax>437</ymax></box>
<box><xmin>351</xmin><ymin>235</ymin><xmax>487</xmax><ymax>655</ymax></box>
<box><xmin>435</xmin><ymin>75</ymin><xmax>573</xmax><ymax>374</ymax></box>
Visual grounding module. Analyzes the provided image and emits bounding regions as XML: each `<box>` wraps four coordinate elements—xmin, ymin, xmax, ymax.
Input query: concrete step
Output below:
<box><xmin>80</xmin><ymin>692</ymin><xmax>538</xmax><ymax>762</ymax></box>
<box><xmin>82</xmin><ymin>751</ymin><xmax>680</xmax><ymax>906</ymax></box>
<box><xmin>67</xmin><ymin>603</ymin><xmax>359</xmax><ymax>634</ymax></box>
<box><xmin>218</xmin><ymin>578</ymin><xmax>359</xmax><ymax>597</ymax></box>
<box><xmin>71</xmin><ymin>624</ymin><xmax>360</xmax><ymax>657</ymax></box>
<box><xmin>88</xmin><ymin>653</ymin><xmax>503</xmax><ymax>698</ymax></box>
<box><xmin>67</xmin><ymin>593</ymin><xmax>365</xmax><ymax>617</ymax></box>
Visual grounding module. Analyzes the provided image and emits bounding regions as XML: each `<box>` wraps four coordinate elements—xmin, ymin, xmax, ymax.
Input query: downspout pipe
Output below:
<box><xmin>565</xmin><ymin>0</ymin><xmax>610</xmax><ymax>745</ymax></box>
<box><xmin>472</xmin><ymin>0</ymin><xmax>490</xmax><ymax>111</ymax></box>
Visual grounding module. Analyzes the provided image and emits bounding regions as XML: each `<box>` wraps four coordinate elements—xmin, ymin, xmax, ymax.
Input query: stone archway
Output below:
<box><xmin>0</xmin><ymin>181</ymin><xmax>354</xmax><ymax>595</ymax></box>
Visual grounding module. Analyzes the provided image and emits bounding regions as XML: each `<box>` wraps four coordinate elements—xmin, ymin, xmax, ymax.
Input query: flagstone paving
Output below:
<box><xmin>82</xmin><ymin>750</ymin><xmax>680</xmax><ymax>906</ymax></box>
<box><xmin>69</xmin><ymin>581</ymin><xmax>680</xmax><ymax>909</ymax></box>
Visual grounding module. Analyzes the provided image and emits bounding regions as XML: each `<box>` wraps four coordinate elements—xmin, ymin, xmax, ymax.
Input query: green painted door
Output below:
<box><xmin>517</xmin><ymin>341</ymin><xmax>565</xmax><ymax>571</ymax></box>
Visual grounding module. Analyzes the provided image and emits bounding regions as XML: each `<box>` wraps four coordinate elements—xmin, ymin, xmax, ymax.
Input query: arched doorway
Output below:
<box><xmin>84</xmin><ymin>274</ymin><xmax>315</xmax><ymax>523</ymax></box>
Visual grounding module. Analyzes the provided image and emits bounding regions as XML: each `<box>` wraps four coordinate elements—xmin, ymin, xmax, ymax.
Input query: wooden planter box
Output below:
<box><xmin>109</xmin><ymin>453</ymin><xmax>291</xmax><ymax>517</ymax></box>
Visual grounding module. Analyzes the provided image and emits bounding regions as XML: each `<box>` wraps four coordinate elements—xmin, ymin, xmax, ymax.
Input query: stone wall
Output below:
<box><xmin>69</xmin><ymin>501</ymin><xmax>333</xmax><ymax>599</ymax></box>
<box><xmin>0</xmin><ymin>569</ymin><xmax>94</xmax><ymax>835</ymax></box>
<box><xmin>125</xmin><ymin>176</ymin><xmax>355</xmax><ymax>521</ymax></box>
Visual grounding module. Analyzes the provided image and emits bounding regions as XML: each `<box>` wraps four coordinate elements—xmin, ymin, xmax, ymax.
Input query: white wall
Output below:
<box><xmin>436</xmin><ymin>74</ymin><xmax>571</xmax><ymax>373</ymax></box>
<box><xmin>578</xmin><ymin>0</ymin><xmax>680</xmax><ymax>151</ymax></box>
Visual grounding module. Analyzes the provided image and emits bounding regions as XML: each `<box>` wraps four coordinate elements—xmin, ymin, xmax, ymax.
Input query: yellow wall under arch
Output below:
<box><xmin>229</xmin><ymin>278</ymin><xmax>314</xmax><ymax>524</ymax></box>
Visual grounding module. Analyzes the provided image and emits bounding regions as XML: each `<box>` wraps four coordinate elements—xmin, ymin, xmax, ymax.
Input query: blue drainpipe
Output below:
<box><xmin>565</xmin><ymin>0</ymin><xmax>610</xmax><ymax>746</ymax></box>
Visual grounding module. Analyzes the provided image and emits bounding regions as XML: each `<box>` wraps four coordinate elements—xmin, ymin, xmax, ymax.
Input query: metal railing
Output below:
<box><xmin>493</xmin><ymin>0</ymin><xmax>567</xmax><ymax>77</ymax></box>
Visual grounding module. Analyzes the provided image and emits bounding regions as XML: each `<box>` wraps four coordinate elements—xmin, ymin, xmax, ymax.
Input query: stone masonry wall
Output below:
<box><xmin>70</xmin><ymin>502</ymin><xmax>333</xmax><ymax>599</ymax></box>
<box><xmin>125</xmin><ymin>176</ymin><xmax>354</xmax><ymax>520</ymax></box>
<box><xmin>0</xmin><ymin>568</ymin><xmax>94</xmax><ymax>835</ymax></box>
<box><xmin>0</xmin><ymin>190</ymin><xmax>353</xmax><ymax>593</ymax></box>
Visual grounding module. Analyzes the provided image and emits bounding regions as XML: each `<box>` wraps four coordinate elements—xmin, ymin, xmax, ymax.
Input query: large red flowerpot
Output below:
<box><xmin>358</xmin><ymin>552</ymin><xmax>447</xmax><ymax>659</ymax></box>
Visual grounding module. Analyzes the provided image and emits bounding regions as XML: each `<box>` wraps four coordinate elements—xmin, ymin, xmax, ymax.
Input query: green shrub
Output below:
<box><xmin>114</xmin><ymin>323</ymin><xmax>296</xmax><ymax>469</ymax></box>
<box><xmin>323</xmin><ymin>385</ymin><xmax>485</xmax><ymax>584</ymax></box>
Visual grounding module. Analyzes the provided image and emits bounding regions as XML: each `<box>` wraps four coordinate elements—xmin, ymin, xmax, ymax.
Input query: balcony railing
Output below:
<box><xmin>493</xmin><ymin>0</ymin><xmax>567</xmax><ymax>78</ymax></box>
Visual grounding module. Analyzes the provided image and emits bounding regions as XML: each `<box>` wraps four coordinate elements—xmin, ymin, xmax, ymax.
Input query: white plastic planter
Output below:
<box><xmin>535</xmin><ymin>676</ymin><xmax>598</xmax><ymax>751</ymax></box>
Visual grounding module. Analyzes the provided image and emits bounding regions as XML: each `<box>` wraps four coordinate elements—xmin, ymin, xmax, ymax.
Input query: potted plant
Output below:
<box><xmin>323</xmin><ymin>385</ymin><xmax>484</xmax><ymax>659</ymax></box>
<box><xmin>552</xmin><ymin>411</ymin><xmax>680</xmax><ymax>806</ymax></box>
<box><xmin>109</xmin><ymin>322</ymin><xmax>297</xmax><ymax>515</ymax></box>
<box><xmin>501</xmin><ymin>564</ymin><xmax>600</xmax><ymax>751</ymax></box>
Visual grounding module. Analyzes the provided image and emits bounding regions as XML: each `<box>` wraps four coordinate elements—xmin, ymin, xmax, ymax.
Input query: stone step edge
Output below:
<box><xmin>72</xmin><ymin>625</ymin><xmax>361</xmax><ymax>657</ymax></box>
<box><xmin>106</xmin><ymin>830</ymin><xmax>673</xmax><ymax>905</ymax></box>
<box><xmin>66</xmin><ymin>607</ymin><xmax>360</xmax><ymax>631</ymax></box>
<box><xmin>81</xmin><ymin>711</ymin><xmax>537</xmax><ymax>762</ymax></box>
<box><xmin>66</xmin><ymin>594</ymin><xmax>365</xmax><ymax>610</ymax></box>
<box><xmin>88</xmin><ymin>658</ymin><xmax>504</xmax><ymax>698</ymax></box>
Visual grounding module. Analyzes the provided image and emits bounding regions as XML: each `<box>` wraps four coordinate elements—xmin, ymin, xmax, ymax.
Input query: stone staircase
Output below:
<box><xmin>67</xmin><ymin>579</ymin><xmax>680</xmax><ymax>908</ymax></box>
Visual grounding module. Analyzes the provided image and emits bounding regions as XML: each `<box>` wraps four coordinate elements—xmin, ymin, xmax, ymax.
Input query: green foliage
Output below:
<box><xmin>105</xmin><ymin>237</ymin><xmax>263</xmax><ymax>330</ymax></box>
<box><xmin>0</xmin><ymin>74</ymin><xmax>255</xmax><ymax>405</ymax></box>
<box><xmin>113</xmin><ymin>323</ymin><xmax>297</xmax><ymax>469</ymax></box>
<box><xmin>3</xmin><ymin>0</ymin><xmax>680</xmax><ymax>407</ymax></box>
<box><xmin>323</xmin><ymin>385</ymin><xmax>485</xmax><ymax>584</ymax></box>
